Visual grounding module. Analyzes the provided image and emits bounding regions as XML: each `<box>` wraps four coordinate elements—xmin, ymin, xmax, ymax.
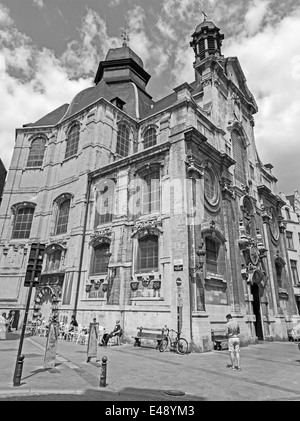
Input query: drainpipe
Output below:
<box><xmin>73</xmin><ymin>172</ymin><xmax>92</xmax><ymax>317</ymax></box>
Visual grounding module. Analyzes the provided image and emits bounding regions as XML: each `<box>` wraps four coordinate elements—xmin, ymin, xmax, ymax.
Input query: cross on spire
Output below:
<box><xmin>201</xmin><ymin>10</ymin><xmax>207</xmax><ymax>21</ymax></box>
<box><xmin>121</xmin><ymin>23</ymin><xmax>130</xmax><ymax>47</ymax></box>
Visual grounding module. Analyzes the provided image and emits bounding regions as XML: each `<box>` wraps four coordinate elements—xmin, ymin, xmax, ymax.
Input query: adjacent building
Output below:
<box><xmin>280</xmin><ymin>191</ymin><xmax>300</xmax><ymax>315</ymax></box>
<box><xmin>0</xmin><ymin>19</ymin><xmax>299</xmax><ymax>351</ymax></box>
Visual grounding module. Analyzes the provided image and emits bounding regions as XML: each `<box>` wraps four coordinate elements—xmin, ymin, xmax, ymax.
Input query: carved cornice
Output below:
<box><xmin>131</xmin><ymin>217</ymin><xmax>163</xmax><ymax>238</ymax></box>
<box><xmin>90</xmin><ymin>228</ymin><xmax>112</xmax><ymax>243</ymax></box>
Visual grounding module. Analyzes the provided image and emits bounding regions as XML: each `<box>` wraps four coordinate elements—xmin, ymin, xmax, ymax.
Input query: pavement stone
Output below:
<box><xmin>0</xmin><ymin>331</ymin><xmax>300</xmax><ymax>401</ymax></box>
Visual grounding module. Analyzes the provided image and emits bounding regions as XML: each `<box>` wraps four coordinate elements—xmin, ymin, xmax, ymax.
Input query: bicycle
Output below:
<box><xmin>159</xmin><ymin>325</ymin><xmax>189</xmax><ymax>355</ymax></box>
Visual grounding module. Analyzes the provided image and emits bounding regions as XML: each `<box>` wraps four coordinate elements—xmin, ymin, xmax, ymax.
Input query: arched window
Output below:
<box><xmin>232</xmin><ymin>129</ymin><xmax>247</xmax><ymax>185</ymax></box>
<box><xmin>116</xmin><ymin>123</ymin><xmax>130</xmax><ymax>157</ymax></box>
<box><xmin>91</xmin><ymin>243</ymin><xmax>110</xmax><ymax>275</ymax></box>
<box><xmin>137</xmin><ymin>235</ymin><xmax>158</xmax><ymax>271</ymax></box>
<box><xmin>94</xmin><ymin>179</ymin><xmax>115</xmax><ymax>226</ymax></box>
<box><xmin>55</xmin><ymin>198</ymin><xmax>70</xmax><ymax>235</ymax></box>
<box><xmin>12</xmin><ymin>205</ymin><xmax>35</xmax><ymax>239</ymax></box>
<box><xmin>205</xmin><ymin>237</ymin><xmax>219</xmax><ymax>273</ymax></box>
<box><xmin>27</xmin><ymin>137</ymin><xmax>46</xmax><ymax>167</ymax></box>
<box><xmin>142</xmin><ymin>171</ymin><xmax>160</xmax><ymax>214</ymax></box>
<box><xmin>65</xmin><ymin>124</ymin><xmax>80</xmax><ymax>159</ymax></box>
<box><xmin>143</xmin><ymin>128</ymin><xmax>157</xmax><ymax>149</ymax></box>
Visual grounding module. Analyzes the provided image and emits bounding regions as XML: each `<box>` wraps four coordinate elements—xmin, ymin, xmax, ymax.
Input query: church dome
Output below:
<box><xmin>194</xmin><ymin>20</ymin><xmax>217</xmax><ymax>33</ymax></box>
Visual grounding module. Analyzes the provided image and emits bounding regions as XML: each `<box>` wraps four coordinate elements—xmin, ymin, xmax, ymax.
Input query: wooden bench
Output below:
<box><xmin>132</xmin><ymin>326</ymin><xmax>166</xmax><ymax>349</ymax></box>
<box><xmin>211</xmin><ymin>329</ymin><xmax>228</xmax><ymax>351</ymax></box>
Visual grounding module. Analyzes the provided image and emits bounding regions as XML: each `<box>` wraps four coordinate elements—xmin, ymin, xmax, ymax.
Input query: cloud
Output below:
<box><xmin>244</xmin><ymin>0</ymin><xmax>270</xmax><ymax>35</ymax></box>
<box><xmin>32</xmin><ymin>0</ymin><xmax>44</xmax><ymax>9</ymax></box>
<box><xmin>0</xmin><ymin>5</ymin><xmax>91</xmax><ymax>170</ymax></box>
<box><xmin>61</xmin><ymin>8</ymin><xmax>119</xmax><ymax>79</ymax></box>
<box><xmin>223</xmin><ymin>8</ymin><xmax>300</xmax><ymax>192</ymax></box>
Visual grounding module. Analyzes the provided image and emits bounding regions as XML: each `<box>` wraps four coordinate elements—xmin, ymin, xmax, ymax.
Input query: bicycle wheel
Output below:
<box><xmin>176</xmin><ymin>338</ymin><xmax>188</xmax><ymax>355</ymax></box>
<box><xmin>159</xmin><ymin>337</ymin><xmax>168</xmax><ymax>352</ymax></box>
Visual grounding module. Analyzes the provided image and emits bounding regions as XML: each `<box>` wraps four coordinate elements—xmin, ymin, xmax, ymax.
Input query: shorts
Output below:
<box><xmin>228</xmin><ymin>337</ymin><xmax>240</xmax><ymax>352</ymax></box>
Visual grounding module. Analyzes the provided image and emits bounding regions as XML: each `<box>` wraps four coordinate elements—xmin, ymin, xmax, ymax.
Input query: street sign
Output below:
<box><xmin>44</xmin><ymin>322</ymin><xmax>59</xmax><ymax>369</ymax></box>
<box><xmin>174</xmin><ymin>259</ymin><xmax>183</xmax><ymax>271</ymax></box>
<box><xmin>87</xmin><ymin>323</ymin><xmax>99</xmax><ymax>362</ymax></box>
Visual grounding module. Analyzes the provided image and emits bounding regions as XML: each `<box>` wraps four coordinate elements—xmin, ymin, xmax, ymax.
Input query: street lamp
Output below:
<box><xmin>190</xmin><ymin>241</ymin><xmax>206</xmax><ymax>274</ymax></box>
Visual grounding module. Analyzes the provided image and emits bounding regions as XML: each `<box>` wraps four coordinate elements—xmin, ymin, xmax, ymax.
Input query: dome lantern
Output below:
<box><xmin>190</xmin><ymin>17</ymin><xmax>224</xmax><ymax>63</ymax></box>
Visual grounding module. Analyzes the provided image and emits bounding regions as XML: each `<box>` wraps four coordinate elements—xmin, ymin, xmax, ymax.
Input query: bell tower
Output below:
<box><xmin>190</xmin><ymin>18</ymin><xmax>224</xmax><ymax>68</ymax></box>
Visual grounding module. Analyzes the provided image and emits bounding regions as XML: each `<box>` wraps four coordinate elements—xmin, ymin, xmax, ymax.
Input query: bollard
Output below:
<box><xmin>13</xmin><ymin>354</ymin><xmax>25</xmax><ymax>387</ymax></box>
<box><xmin>99</xmin><ymin>356</ymin><xmax>107</xmax><ymax>387</ymax></box>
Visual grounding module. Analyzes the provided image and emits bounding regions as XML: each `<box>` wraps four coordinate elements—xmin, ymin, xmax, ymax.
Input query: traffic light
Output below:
<box><xmin>24</xmin><ymin>243</ymin><xmax>46</xmax><ymax>287</ymax></box>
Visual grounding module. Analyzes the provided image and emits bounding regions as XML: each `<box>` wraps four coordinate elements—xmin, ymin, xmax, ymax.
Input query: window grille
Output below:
<box><xmin>138</xmin><ymin>236</ymin><xmax>158</xmax><ymax>271</ymax></box>
<box><xmin>55</xmin><ymin>199</ymin><xmax>70</xmax><ymax>235</ymax></box>
<box><xmin>65</xmin><ymin>124</ymin><xmax>79</xmax><ymax>159</ymax></box>
<box><xmin>142</xmin><ymin>171</ymin><xmax>160</xmax><ymax>214</ymax></box>
<box><xmin>143</xmin><ymin>128</ymin><xmax>157</xmax><ymax>149</ymax></box>
<box><xmin>205</xmin><ymin>238</ymin><xmax>218</xmax><ymax>272</ymax></box>
<box><xmin>116</xmin><ymin>124</ymin><xmax>130</xmax><ymax>157</ymax></box>
<box><xmin>12</xmin><ymin>207</ymin><xmax>34</xmax><ymax>239</ymax></box>
<box><xmin>91</xmin><ymin>244</ymin><xmax>110</xmax><ymax>275</ymax></box>
<box><xmin>27</xmin><ymin>138</ymin><xmax>46</xmax><ymax>167</ymax></box>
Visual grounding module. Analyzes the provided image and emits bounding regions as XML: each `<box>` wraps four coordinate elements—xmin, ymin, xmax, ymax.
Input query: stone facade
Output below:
<box><xmin>0</xmin><ymin>158</ymin><xmax>6</xmax><ymax>204</ymax></box>
<box><xmin>0</xmin><ymin>20</ymin><xmax>299</xmax><ymax>351</ymax></box>
<box><xmin>279</xmin><ymin>191</ymin><xmax>300</xmax><ymax>314</ymax></box>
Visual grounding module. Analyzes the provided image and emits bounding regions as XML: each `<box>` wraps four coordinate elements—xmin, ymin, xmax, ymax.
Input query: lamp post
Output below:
<box><xmin>190</xmin><ymin>241</ymin><xmax>206</xmax><ymax>274</ymax></box>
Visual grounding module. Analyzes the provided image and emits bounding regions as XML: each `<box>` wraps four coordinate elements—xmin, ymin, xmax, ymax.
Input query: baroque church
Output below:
<box><xmin>0</xmin><ymin>18</ymin><xmax>299</xmax><ymax>351</ymax></box>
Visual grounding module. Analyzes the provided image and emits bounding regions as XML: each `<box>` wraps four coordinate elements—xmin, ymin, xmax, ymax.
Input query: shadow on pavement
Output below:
<box><xmin>0</xmin><ymin>387</ymin><xmax>206</xmax><ymax>401</ymax></box>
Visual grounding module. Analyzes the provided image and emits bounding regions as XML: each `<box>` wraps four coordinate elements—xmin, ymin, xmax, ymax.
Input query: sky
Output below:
<box><xmin>0</xmin><ymin>0</ymin><xmax>300</xmax><ymax>197</ymax></box>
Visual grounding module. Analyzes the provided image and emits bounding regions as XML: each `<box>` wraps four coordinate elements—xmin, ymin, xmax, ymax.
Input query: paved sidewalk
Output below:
<box><xmin>1</xmin><ymin>332</ymin><xmax>300</xmax><ymax>401</ymax></box>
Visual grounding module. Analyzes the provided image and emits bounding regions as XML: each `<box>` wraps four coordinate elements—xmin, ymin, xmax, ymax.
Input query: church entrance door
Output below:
<box><xmin>251</xmin><ymin>282</ymin><xmax>264</xmax><ymax>340</ymax></box>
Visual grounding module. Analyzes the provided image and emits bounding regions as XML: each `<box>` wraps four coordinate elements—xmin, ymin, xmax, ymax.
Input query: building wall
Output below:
<box><xmin>0</xmin><ymin>39</ymin><xmax>299</xmax><ymax>349</ymax></box>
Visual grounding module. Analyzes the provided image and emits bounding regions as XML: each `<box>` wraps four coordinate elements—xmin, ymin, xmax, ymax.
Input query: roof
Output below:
<box><xmin>24</xmin><ymin>103</ymin><xmax>69</xmax><ymax>127</ymax></box>
<box><xmin>105</xmin><ymin>46</ymin><xmax>144</xmax><ymax>69</ymax></box>
<box><xmin>62</xmin><ymin>79</ymin><xmax>112</xmax><ymax>121</ymax></box>
<box><xmin>193</xmin><ymin>20</ymin><xmax>220</xmax><ymax>35</ymax></box>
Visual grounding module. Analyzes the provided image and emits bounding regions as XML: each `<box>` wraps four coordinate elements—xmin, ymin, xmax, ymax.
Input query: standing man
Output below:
<box><xmin>225</xmin><ymin>314</ymin><xmax>241</xmax><ymax>372</ymax></box>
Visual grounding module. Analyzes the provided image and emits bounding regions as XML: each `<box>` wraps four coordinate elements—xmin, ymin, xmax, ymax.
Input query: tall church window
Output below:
<box><xmin>137</xmin><ymin>235</ymin><xmax>158</xmax><ymax>271</ymax></box>
<box><xmin>27</xmin><ymin>137</ymin><xmax>46</xmax><ymax>167</ymax></box>
<box><xmin>65</xmin><ymin>124</ymin><xmax>80</xmax><ymax>159</ymax></box>
<box><xmin>205</xmin><ymin>237</ymin><xmax>218</xmax><ymax>273</ymax></box>
<box><xmin>90</xmin><ymin>243</ymin><xmax>110</xmax><ymax>275</ymax></box>
<box><xmin>12</xmin><ymin>204</ymin><xmax>35</xmax><ymax>239</ymax></box>
<box><xmin>142</xmin><ymin>171</ymin><xmax>160</xmax><ymax>214</ymax></box>
<box><xmin>143</xmin><ymin>128</ymin><xmax>157</xmax><ymax>149</ymax></box>
<box><xmin>94</xmin><ymin>180</ymin><xmax>115</xmax><ymax>226</ymax></box>
<box><xmin>116</xmin><ymin>123</ymin><xmax>130</xmax><ymax>157</ymax></box>
<box><xmin>55</xmin><ymin>198</ymin><xmax>70</xmax><ymax>235</ymax></box>
<box><xmin>232</xmin><ymin>130</ymin><xmax>247</xmax><ymax>185</ymax></box>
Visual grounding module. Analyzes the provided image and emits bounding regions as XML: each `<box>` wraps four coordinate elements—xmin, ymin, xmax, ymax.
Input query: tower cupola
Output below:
<box><xmin>190</xmin><ymin>19</ymin><xmax>224</xmax><ymax>65</ymax></box>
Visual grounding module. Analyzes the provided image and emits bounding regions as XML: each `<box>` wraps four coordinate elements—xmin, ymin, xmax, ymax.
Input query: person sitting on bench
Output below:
<box><xmin>101</xmin><ymin>320</ymin><xmax>122</xmax><ymax>346</ymax></box>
